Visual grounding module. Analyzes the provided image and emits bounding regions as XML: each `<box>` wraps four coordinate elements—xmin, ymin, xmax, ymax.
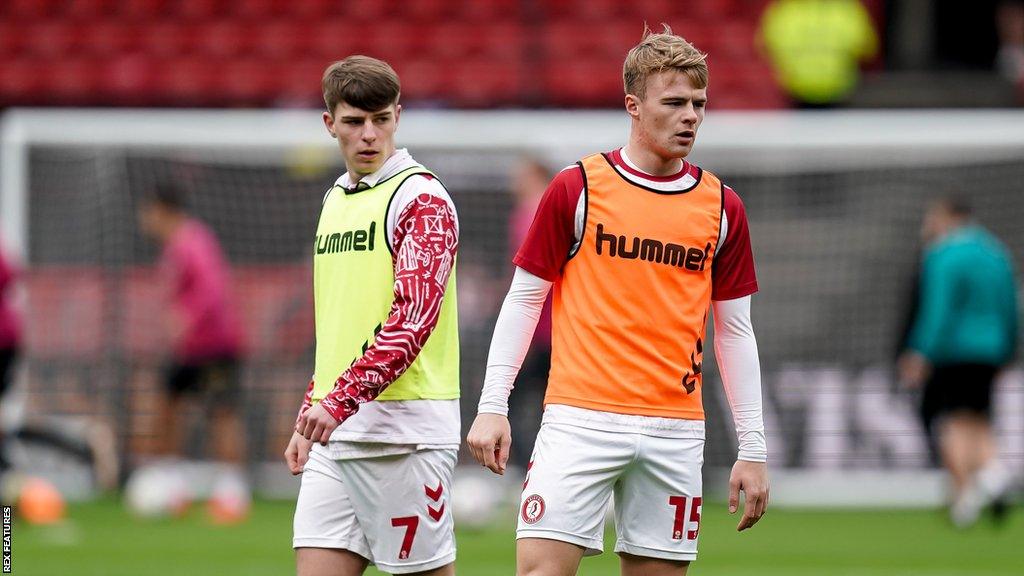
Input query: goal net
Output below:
<box><xmin>3</xmin><ymin>109</ymin><xmax>1024</xmax><ymax>502</ymax></box>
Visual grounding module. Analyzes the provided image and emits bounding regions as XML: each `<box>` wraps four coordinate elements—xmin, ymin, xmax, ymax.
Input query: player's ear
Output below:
<box><xmin>323</xmin><ymin>111</ymin><xmax>337</xmax><ymax>138</ymax></box>
<box><xmin>624</xmin><ymin>94</ymin><xmax>640</xmax><ymax>119</ymax></box>
<box><xmin>393</xmin><ymin>103</ymin><xmax>402</xmax><ymax>127</ymax></box>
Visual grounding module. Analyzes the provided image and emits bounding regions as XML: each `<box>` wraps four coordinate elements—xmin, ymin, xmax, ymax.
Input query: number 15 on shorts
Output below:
<box><xmin>669</xmin><ymin>496</ymin><xmax>702</xmax><ymax>540</ymax></box>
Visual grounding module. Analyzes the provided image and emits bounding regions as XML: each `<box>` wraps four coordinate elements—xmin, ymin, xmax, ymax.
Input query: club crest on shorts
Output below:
<box><xmin>521</xmin><ymin>494</ymin><xmax>545</xmax><ymax>524</ymax></box>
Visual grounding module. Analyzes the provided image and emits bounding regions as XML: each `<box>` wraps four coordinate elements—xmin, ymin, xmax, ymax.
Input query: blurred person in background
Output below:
<box><xmin>899</xmin><ymin>196</ymin><xmax>1018</xmax><ymax>528</ymax></box>
<box><xmin>288</xmin><ymin>56</ymin><xmax>460</xmax><ymax>576</ymax></box>
<box><xmin>0</xmin><ymin>240</ymin><xmax>21</xmax><ymax>472</ymax></box>
<box><xmin>506</xmin><ymin>157</ymin><xmax>553</xmax><ymax>470</ymax></box>
<box><xmin>138</xmin><ymin>183</ymin><xmax>250</xmax><ymax>517</ymax></box>
<box><xmin>759</xmin><ymin>0</ymin><xmax>878</xmax><ymax>107</ymax></box>
<box><xmin>997</xmin><ymin>1</ymin><xmax>1024</xmax><ymax>100</ymax></box>
<box><xmin>468</xmin><ymin>26</ymin><xmax>768</xmax><ymax>576</ymax></box>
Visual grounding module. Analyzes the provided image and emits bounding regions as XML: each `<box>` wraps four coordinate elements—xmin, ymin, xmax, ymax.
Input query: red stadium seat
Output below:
<box><xmin>542</xmin><ymin>22</ymin><xmax>641</xmax><ymax>62</ymax></box>
<box><xmin>459</xmin><ymin>0</ymin><xmax>522</xmax><ymax>21</ymax></box>
<box><xmin>46</xmin><ymin>60</ymin><xmax>104</xmax><ymax>102</ymax></box>
<box><xmin>448</xmin><ymin>60</ymin><xmax>525</xmax><ymax>107</ymax></box>
<box><xmin>0</xmin><ymin>23</ymin><xmax>30</xmax><ymax>57</ymax></box>
<box><xmin>285</xmin><ymin>0</ymin><xmax>334</xmax><ymax>18</ymax></box>
<box><xmin>305</xmin><ymin>25</ymin><xmax>361</xmax><ymax>62</ymax></box>
<box><xmin>66</xmin><ymin>0</ymin><xmax>117</xmax><ymax>19</ymax></box>
<box><xmin>157</xmin><ymin>58</ymin><xmax>221</xmax><ymax>103</ymax></box>
<box><xmin>140</xmin><ymin>23</ymin><xmax>199</xmax><ymax>57</ymax></box>
<box><xmin>251</xmin><ymin>22</ymin><xmax>310</xmax><ymax>59</ymax></box>
<box><xmin>339</xmin><ymin>0</ymin><xmax>389</xmax><ymax>21</ymax></box>
<box><xmin>231</xmin><ymin>0</ymin><xmax>290</xmax><ymax>19</ymax></box>
<box><xmin>196</xmin><ymin>22</ymin><xmax>255</xmax><ymax>58</ymax></box>
<box><xmin>277</xmin><ymin>62</ymin><xmax>324</xmax><ymax>106</ymax></box>
<box><xmin>542</xmin><ymin>58</ymin><xmax>625</xmax><ymax>107</ymax></box>
<box><xmin>713</xmin><ymin>21</ymin><xmax>758</xmax><ymax>60</ymax></box>
<box><xmin>358</xmin><ymin>22</ymin><xmax>423</xmax><ymax>61</ymax></box>
<box><xmin>392</xmin><ymin>59</ymin><xmax>448</xmax><ymax>102</ymax></box>
<box><xmin>81</xmin><ymin>22</ymin><xmax>143</xmax><ymax>57</ymax></box>
<box><xmin>542</xmin><ymin>0</ymin><xmax>633</xmax><ymax>20</ymax></box>
<box><xmin>103</xmin><ymin>55</ymin><xmax>156</xmax><ymax>103</ymax></box>
<box><xmin>121</xmin><ymin>0</ymin><xmax>171</xmax><ymax>20</ymax></box>
<box><xmin>177</xmin><ymin>0</ymin><xmax>227</xmax><ymax>19</ymax></box>
<box><xmin>403</xmin><ymin>0</ymin><xmax>457</xmax><ymax>22</ymax></box>
<box><xmin>23</xmin><ymin>23</ymin><xmax>84</xmax><ymax>58</ymax></box>
<box><xmin>0</xmin><ymin>62</ymin><xmax>46</xmax><ymax>102</ymax></box>
<box><xmin>219</xmin><ymin>59</ymin><xmax>280</xmax><ymax>103</ymax></box>
<box><xmin>0</xmin><ymin>0</ymin><xmax>788</xmax><ymax>109</ymax></box>
<box><xmin>2</xmin><ymin>0</ymin><xmax>60</xmax><ymax>19</ymax></box>
<box><xmin>425</xmin><ymin>23</ymin><xmax>525</xmax><ymax>62</ymax></box>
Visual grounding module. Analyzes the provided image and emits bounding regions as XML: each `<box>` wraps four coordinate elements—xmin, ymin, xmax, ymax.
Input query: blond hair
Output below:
<box><xmin>322</xmin><ymin>55</ymin><xmax>401</xmax><ymax>114</ymax></box>
<box><xmin>623</xmin><ymin>24</ymin><xmax>708</xmax><ymax>99</ymax></box>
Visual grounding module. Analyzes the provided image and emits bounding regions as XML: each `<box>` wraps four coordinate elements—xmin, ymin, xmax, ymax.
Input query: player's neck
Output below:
<box><xmin>621</xmin><ymin>144</ymin><xmax>685</xmax><ymax>177</ymax></box>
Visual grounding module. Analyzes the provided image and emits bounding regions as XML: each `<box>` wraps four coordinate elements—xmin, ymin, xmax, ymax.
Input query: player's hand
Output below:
<box><xmin>466</xmin><ymin>413</ymin><xmax>512</xmax><ymax>475</ymax></box>
<box><xmin>729</xmin><ymin>460</ymin><xmax>769</xmax><ymax>532</ymax></box>
<box><xmin>898</xmin><ymin>351</ymin><xmax>930</xmax><ymax>390</ymax></box>
<box><xmin>296</xmin><ymin>403</ymin><xmax>340</xmax><ymax>446</ymax></box>
<box><xmin>284</xmin><ymin>431</ymin><xmax>313</xmax><ymax>475</ymax></box>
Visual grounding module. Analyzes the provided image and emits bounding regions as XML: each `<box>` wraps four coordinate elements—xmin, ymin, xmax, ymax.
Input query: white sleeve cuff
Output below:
<box><xmin>477</xmin><ymin>267</ymin><xmax>553</xmax><ymax>416</ymax></box>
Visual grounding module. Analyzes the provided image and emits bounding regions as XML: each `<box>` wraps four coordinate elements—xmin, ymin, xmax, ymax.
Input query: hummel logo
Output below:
<box><xmin>596</xmin><ymin>223</ymin><xmax>710</xmax><ymax>271</ymax></box>
<box><xmin>425</xmin><ymin>482</ymin><xmax>443</xmax><ymax>502</ymax></box>
<box><xmin>428</xmin><ymin>503</ymin><xmax>445</xmax><ymax>521</ymax></box>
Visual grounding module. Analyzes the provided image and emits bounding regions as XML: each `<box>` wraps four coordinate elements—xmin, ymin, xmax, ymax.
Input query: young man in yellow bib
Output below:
<box><xmin>286</xmin><ymin>56</ymin><xmax>460</xmax><ymax>576</ymax></box>
<box><xmin>468</xmin><ymin>27</ymin><xmax>769</xmax><ymax>575</ymax></box>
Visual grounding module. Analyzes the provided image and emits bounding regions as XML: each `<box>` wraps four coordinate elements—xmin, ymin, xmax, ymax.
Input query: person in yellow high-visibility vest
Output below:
<box><xmin>759</xmin><ymin>0</ymin><xmax>879</xmax><ymax>107</ymax></box>
<box><xmin>286</xmin><ymin>56</ymin><xmax>460</xmax><ymax>576</ymax></box>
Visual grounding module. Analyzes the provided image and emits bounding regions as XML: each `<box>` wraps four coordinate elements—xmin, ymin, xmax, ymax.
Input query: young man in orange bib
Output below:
<box><xmin>468</xmin><ymin>27</ymin><xmax>769</xmax><ymax>576</ymax></box>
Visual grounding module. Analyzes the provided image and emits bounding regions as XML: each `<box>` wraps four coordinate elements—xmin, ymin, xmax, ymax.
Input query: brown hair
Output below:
<box><xmin>623</xmin><ymin>24</ymin><xmax>709</xmax><ymax>99</ymax></box>
<box><xmin>322</xmin><ymin>55</ymin><xmax>401</xmax><ymax>114</ymax></box>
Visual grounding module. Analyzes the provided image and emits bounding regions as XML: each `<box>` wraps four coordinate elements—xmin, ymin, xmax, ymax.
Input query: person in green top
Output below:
<box><xmin>899</xmin><ymin>196</ymin><xmax>1018</xmax><ymax>528</ymax></box>
<box><xmin>759</xmin><ymin>0</ymin><xmax>878</xmax><ymax>107</ymax></box>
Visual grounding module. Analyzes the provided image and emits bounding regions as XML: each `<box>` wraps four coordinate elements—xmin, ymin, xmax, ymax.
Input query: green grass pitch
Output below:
<box><xmin>12</xmin><ymin>498</ymin><xmax>1024</xmax><ymax>575</ymax></box>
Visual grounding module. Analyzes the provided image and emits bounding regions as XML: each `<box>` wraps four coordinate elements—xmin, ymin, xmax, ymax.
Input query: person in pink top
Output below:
<box><xmin>139</xmin><ymin>184</ymin><xmax>248</xmax><ymax>508</ymax></box>
<box><xmin>0</xmin><ymin>241</ymin><xmax>22</xmax><ymax>471</ymax></box>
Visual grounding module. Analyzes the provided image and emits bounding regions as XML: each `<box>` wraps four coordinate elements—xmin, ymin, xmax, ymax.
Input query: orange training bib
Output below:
<box><xmin>546</xmin><ymin>153</ymin><xmax>723</xmax><ymax>419</ymax></box>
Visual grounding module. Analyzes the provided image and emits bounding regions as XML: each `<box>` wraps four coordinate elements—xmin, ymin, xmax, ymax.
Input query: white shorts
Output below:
<box><xmin>517</xmin><ymin>414</ymin><xmax>705</xmax><ymax>562</ymax></box>
<box><xmin>293</xmin><ymin>444</ymin><xmax>457</xmax><ymax>574</ymax></box>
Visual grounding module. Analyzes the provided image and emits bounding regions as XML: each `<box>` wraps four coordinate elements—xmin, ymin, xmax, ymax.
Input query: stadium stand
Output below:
<box><xmin>0</xmin><ymin>0</ymin><xmax>792</xmax><ymax>108</ymax></box>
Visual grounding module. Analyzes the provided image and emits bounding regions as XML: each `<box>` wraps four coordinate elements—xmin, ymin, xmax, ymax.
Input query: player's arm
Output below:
<box><xmin>284</xmin><ymin>378</ymin><xmax>316</xmax><ymax>474</ymax></box>
<box><xmin>467</xmin><ymin>166</ymin><xmax>582</xmax><ymax>475</ymax></box>
<box><xmin>713</xmin><ymin>296</ymin><xmax>768</xmax><ymax>531</ymax></box>
<box><xmin>297</xmin><ymin>180</ymin><xmax>459</xmax><ymax>444</ymax></box>
<box><xmin>900</xmin><ymin>250</ymin><xmax>955</xmax><ymax>387</ymax></box>
<box><xmin>712</xmin><ymin>186</ymin><xmax>768</xmax><ymax>531</ymax></box>
<box><xmin>468</xmin><ymin>268</ymin><xmax>552</xmax><ymax>474</ymax></box>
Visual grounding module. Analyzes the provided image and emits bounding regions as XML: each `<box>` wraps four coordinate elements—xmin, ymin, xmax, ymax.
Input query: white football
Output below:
<box><xmin>124</xmin><ymin>465</ymin><xmax>190</xmax><ymax>519</ymax></box>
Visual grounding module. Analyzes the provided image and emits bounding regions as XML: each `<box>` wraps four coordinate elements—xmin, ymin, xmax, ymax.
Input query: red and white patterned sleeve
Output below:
<box><xmin>317</xmin><ymin>179</ymin><xmax>459</xmax><ymax>423</ymax></box>
<box><xmin>712</xmin><ymin>186</ymin><xmax>759</xmax><ymax>301</ymax></box>
<box><xmin>512</xmin><ymin>166</ymin><xmax>584</xmax><ymax>281</ymax></box>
